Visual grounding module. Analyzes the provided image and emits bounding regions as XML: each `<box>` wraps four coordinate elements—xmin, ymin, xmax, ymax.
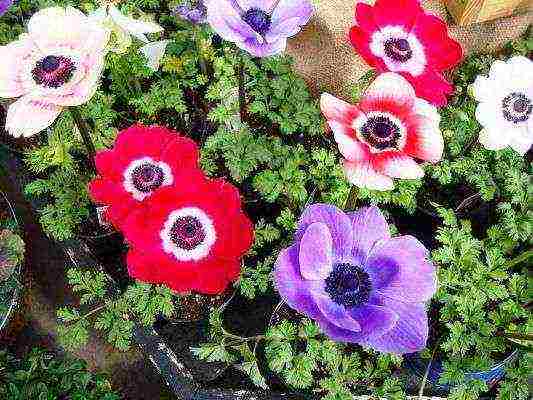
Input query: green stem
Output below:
<box><xmin>195</xmin><ymin>27</ymin><xmax>208</xmax><ymax>77</ymax></box>
<box><xmin>237</xmin><ymin>52</ymin><xmax>247</xmax><ymax>122</ymax></box>
<box><xmin>506</xmin><ymin>249</ymin><xmax>533</xmax><ymax>269</ymax></box>
<box><xmin>70</xmin><ymin>107</ymin><xmax>97</xmax><ymax>173</ymax></box>
<box><xmin>344</xmin><ymin>185</ymin><xmax>358</xmax><ymax>211</ymax></box>
<box><xmin>498</xmin><ymin>332</ymin><xmax>533</xmax><ymax>341</ymax></box>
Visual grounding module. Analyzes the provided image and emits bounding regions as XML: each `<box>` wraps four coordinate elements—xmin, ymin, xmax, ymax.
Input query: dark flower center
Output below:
<box><xmin>325</xmin><ymin>263</ymin><xmax>372</xmax><ymax>308</ymax></box>
<box><xmin>170</xmin><ymin>216</ymin><xmax>206</xmax><ymax>250</ymax></box>
<box><xmin>131</xmin><ymin>163</ymin><xmax>164</xmax><ymax>193</ymax></box>
<box><xmin>360</xmin><ymin>115</ymin><xmax>402</xmax><ymax>151</ymax></box>
<box><xmin>243</xmin><ymin>8</ymin><xmax>271</xmax><ymax>35</ymax></box>
<box><xmin>32</xmin><ymin>55</ymin><xmax>76</xmax><ymax>88</ymax></box>
<box><xmin>384</xmin><ymin>38</ymin><xmax>412</xmax><ymax>63</ymax></box>
<box><xmin>502</xmin><ymin>92</ymin><xmax>532</xmax><ymax>123</ymax></box>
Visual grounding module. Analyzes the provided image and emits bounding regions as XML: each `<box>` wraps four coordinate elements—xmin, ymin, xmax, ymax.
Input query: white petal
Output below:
<box><xmin>365</xmin><ymin>72</ymin><xmax>415</xmax><ymax>103</ymax></box>
<box><xmin>508</xmin><ymin>125</ymin><xmax>533</xmax><ymax>155</ymax></box>
<box><xmin>320</xmin><ymin>93</ymin><xmax>361</xmax><ymax>123</ymax></box>
<box><xmin>330</xmin><ymin>125</ymin><xmax>370</xmax><ymax>162</ymax></box>
<box><xmin>109</xmin><ymin>5</ymin><xmax>163</xmax><ymax>43</ymax></box>
<box><xmin>139</xmin><ymin>40</ymin><xmax>169</xmax><ymax>71</ymax></box>
<box><xmin>478</xmin><ymin>128</ymin><xmax>510</xmax><ymax>151</ymax></box>
<box><xmin>374</xmin><ymin>154</ymin><xmax>424</xmax><ymax>179</ymax></box>
<box><xmin>0</xmin><ymin>36</ymin><xmax>36</xmax><ymax>98</ymax></box>
<box><xmin>6</xmin><ymin>95</ymin><xmax>62</xmax><ymax>138</ymax></box>
<box><xmin>343</xmin><ymin>159</ymin><xmax>394</xmax><ymax>191</ymax></box>
<box><xmin>413</xmin><ymin>98</ymin><xmax>440</xmax><ymax>129</ymax></box>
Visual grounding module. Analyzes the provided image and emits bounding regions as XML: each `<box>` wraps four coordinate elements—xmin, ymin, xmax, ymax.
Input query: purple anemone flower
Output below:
<box><xmin>274</xmin><ymin>204</ymin><xmax>437</xmax><ymax>354</ymax></box>
<box><xmin>205</xmin><ymin>0</ymin><xmax>314</xmax><ymax>57</ymax></box>
<box><xmin>0</xmin><ymin>0</ymin><xmax>13</xmax><ymax>16</ymax></box>
<box><xmin>174</xmin><ymin>1</ymin><xmax>207</xmax><ymax>25</ymax></box>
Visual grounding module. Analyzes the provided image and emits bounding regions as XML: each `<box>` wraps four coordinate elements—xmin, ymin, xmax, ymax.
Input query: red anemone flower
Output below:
<box><xmin>122</xmin><ymin>175</ymin><xmax>254</xmax><ymax>295</ymax></box>
<box><xmin>88</xmin><ymin>124</ymin><xmax>199</xmax><ymax>229</ymax></box>
<box><xmin>349</xmin><ymin>0</ymin><xmax>463</xmax><ymax>107</ymax></box>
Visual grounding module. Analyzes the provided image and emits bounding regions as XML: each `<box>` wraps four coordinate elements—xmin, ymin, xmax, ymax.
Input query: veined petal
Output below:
<box><xmin>330</xmin><ymin>125</ymin><xmax>370</xmax><ymax>162</ymax></box>
<box><xmin>6</xmin><ymin>95</ymin><xmax>62</xmax><ymax>138</ymax></box>
<box><xmin>320</xmin><ymin>93</ymin><xmax>361</xmax><ymax>125</ymax></box>
<box><xmin>343</xmin><ymin>159</ymin><xmax>394</xmax><ymax>191</ymax></box>
<box><xmin>0</xmin><ymin>36</ymin><xmax>36</xmax><ymax>98</ymax></box>
<box><xmin>365</xmin><ymin>72</ymin><xmax>416</xmax><ymax>105</ymax></box>
<box><xmin>403</xmin><ymin>114</ymin><xmax>444</xmax><ymax>163</ymax></box>
<box><xmin>314</xmin><ymin>294</ymin><xmax>361</xmax><ymax>332</ymax></box>
<box><xmin>299</xmin><ymin>222</ymin><xmax>333</xmax><ymax>281</ymax></box>
<box><xmin>348</xmin><ymin>206</ymin><xmax>391</xmax><ymax>265</ymax></box>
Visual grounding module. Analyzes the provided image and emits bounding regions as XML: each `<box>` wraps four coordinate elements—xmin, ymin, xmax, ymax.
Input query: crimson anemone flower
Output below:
<box><xmin>349</xmin><ymin>0</ymin><xmax>462</xmax><ymax>107</ymax></box>
<box><xmin>122</xmin><ymin>176</ymin><xmax>254</xmax><ymax>294</ymax></box>
<box><xmin>321</xmin><ymin>72</ymin><xmax>443</xmax><ymax>191</ymax></box>
<box><xmin>88</xmin><ymin>124</ymin><xmax>199</xmax><ymax>228</ymax></box>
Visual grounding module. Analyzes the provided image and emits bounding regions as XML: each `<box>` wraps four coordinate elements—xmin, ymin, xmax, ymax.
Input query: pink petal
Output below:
<box><xmin>373</xmin><ymin>153</ymin><xmax>424</xmax><ymax>179</ymax></box>
<box><xmin>299</xmin><ymin>222</ymin><xmax>333</xmax><ymax>281</ymax></box>
<box><xmin>6</xmin><ymin>95</ymin><xmax>62</xmax><ymax>138</ymax></box>
<box><xmin>403</xmin><ymin>115</ymin><xmax>444</xmax><ymax>163</ymax></box>
<box><xmin>0</xmin><ymin>36</ymin><xmax>36</xmax><ymax>98</ymax></box>
<box><xmin>329</xmin><ymin>123</ymin><xmax>370</xmax><ymax>162</ymax></box>
<box><xmin>343</xmin><ymin>159</ymin><xmax>394</xmax><ymax>191</ymax></box>
<box><xmin>365</xmin><ymin>72</ymin><xmax>416</xmax><ymax>105</ymax></box>
<box><xmin>320</xmin><ymin>93</ymin><xmax>362</xmax><ymax>125</ymax></box>
<box><xmin>28</xmin><ymin>6</ymin><xmax>110</xmax><ymax>54</ymax></box>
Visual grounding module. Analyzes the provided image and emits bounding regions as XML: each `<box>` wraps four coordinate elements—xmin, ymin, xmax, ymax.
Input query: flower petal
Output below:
<box><xmin>348</xmin><ymin>303</ymin><xmax>398</xmax><ymax>340</ymax></box>
<box><xmin>373</xmin><ymin>153</ymin><xmax>424</xmax><ymax>179</ymax></box>
<box><xmin>367</xmin><ymin>236</ymin><xmax>436</xmax><ymax>303</ymax></box>
<box><xmin>348</xmin><ymin>206</ymin><xmax>390</xmax><ymax>265</ymax></box>
<box><xmin>365</xmin><ymin>72</ymin><xmax>416</xmax><ymax>104</ymax></box>
<box><xmin>343</xmin><ymin>159</ymin><xmax>394</xmax><ymax>191</ymax></box>
<box><xmin>314</xmin><ymin>294</ymin><xmax>361</xmax><ymax>332</ymax></box>
<box><xmin>109</xmin><ymin>5</ymin><xmax>163</xmax><ymax>43</ymax></box>
<box><xmin>5</xmin><ymin>95</ymin><xmax>62</xmax><ymax>138</ymax></box>
<box><xmin>139</xmin><ymin>40</ymin><xmax>169</xmax><ymax>71</ymax></box>
<box><xmin>206</xmin><ymin>0</ymin><xmax>262</xmax><ymax>46</ymax></box>
<box><xmin>478</xmin><ymin>127</ymin><xmax>510</xmax><ymax>151</ymax></box>
<box><xmin>329</xmin><ymin>124</ymin><xmax>369</xmax><ymax>162</ymax></box>
<box><xmin>372</xmin><ymin>0</ymin><xmax>421</xmax><ymax>30</ymax></box>
<box><xmin>0</xmin><ymin>36</ymin><xmax>35</xmax><ymax>98</ymax></box>
<box><xmin>320</xmin><ymin>93</ymin><xmax>362</xmax><ymax>126</ymax></box>
<box><xmin>403</xmin><ymin>115</ymin><xmax>444</xmax><ymax>163</ymax></box>
<box><xmin>28</xmin><ymin>6</ymin><xmax>110</xmax><ymax>54</ymax></box>
<box><xmin>406</xmin><ymin>69</ymin><xmax>453</xmax><ymax>107</ymax></box>
<box><xmin>363</xmin><ymin>296</ymin><xmax>429</xmax><ymax>354</ymax></box>
<box><xmin>508</xmin><ymin>125</ymin><xmax>533</xmax><ymax>155</ymax></box>
<box><xmin>299</xmin><ymin>222</ymin><xmax>333</xmax><ymax>281</ymax></box>
<box><xmin>295</xmin><ymin>204</ymin><xmax>354</xmax><ymax>260</ymax></box>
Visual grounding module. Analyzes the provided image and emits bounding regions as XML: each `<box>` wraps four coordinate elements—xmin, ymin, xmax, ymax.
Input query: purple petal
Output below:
<box><xmin>237</xmin><ymin>0</ymin><xmax>275</xmax><ymax>10</ymax></box>
<box><xmin>348</xmin><ymin>206</ymin><xmax>390</xmax><ymax>264</ymax></box>
<box><xmin>296</xmin><ymin>204</ymin><xmax>353</xmax><ymax>260</ymax></box>
<box><xmin>274</xmin><ymin>245</ymin><xmax>321</xmax><ymax>320</ymax></box>
<box><xmin>0</xmin><ymin>0</ymin><xmax>13</xmax><ymax>16</ymax></box>
<box><xmin>206</xmin><ymin>0</ymin><xmax>262</xmax><ymax>44</ymax></box>
<box><xmin>363</xmin><ymin>295</ymin><xmax>429</xmax><ymax>354</ymax></box>
<box><xmin>314</xmin><ymin>294</ymin><xmax>361</xmax><ymax>332</ymax></box>
<box><xmin>271</xmin><ymin>0</ymin><xmax>314</xmax><ymax>26</ymax></box>
<box><xmin>239</xmin><ymin>36</ymin><xmax>287</xmax><ymax>57</ymax></box>
<box><xmin>299</xmin><ymin>222</ymin><xmax>333</xmax><ymax>281</ymax></box>
<box><xmin>366</xmin><ymin>236</ymin><xmax>436</xmax><ymax>303</ymax></box>
<box><xmin>348</xmin><ymin>303</ymin><xmax>398</xmax><ymax>340</ymax></box>
<box><xmin>314</xmin><ymin>313</ymin><xmax>365</xmax><ymax>343</ymax></box>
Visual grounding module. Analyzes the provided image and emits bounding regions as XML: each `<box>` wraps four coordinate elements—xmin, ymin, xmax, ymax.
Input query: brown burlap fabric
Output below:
<box><xmin>286</xmin><ymin>0</ymin><xmax>532</xmax><ymax>100</ymax></box>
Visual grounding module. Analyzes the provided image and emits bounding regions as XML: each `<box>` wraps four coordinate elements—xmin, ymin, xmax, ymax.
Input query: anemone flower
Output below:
<box><xmin>122</xmin><ymin>176</ymin><xmax>254</xmax><ymax>294</ymax></box>
<box><xmin>0</xmin><ymin>7</ymin><xmax>109</xmax><ymax>138</ymax></box>
<box><xmin>350</xmin><ymin>0</ymin><xmax>463</xmax><ymax>107</ymax></box>
<box><xmin>275</xmin><ymin>204</ymin><xmax>436</xmax><ymax>354</ymax></box>
<box><xmin>90</xmin><ymin>2</ymin><xmax>168</xmax><ymax>70</ymax></box>
<box><xmin>88</xmin><ymin>124</ymin><xmax>200</xmax><ymax>229</ymax></box>
<box><xmin>205</xmin><ymin>0</ymin><xmax>314</xmax><ymax>57</ymax></box>
<box><xmin>472</xmin><ymin>56</ymin><xmax>533</xmax><ymax>155</ymax></box>
<box><xmin>321</xmin><ymin>72</ymin><xmax>443</xmax><ymax>191</ymax></box>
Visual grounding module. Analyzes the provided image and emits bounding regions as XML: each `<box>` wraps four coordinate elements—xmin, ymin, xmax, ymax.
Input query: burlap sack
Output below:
<box><xmin>287</xmin><ymin>0</ymin><xmax>533</xmax><ymax>100</ymax></box>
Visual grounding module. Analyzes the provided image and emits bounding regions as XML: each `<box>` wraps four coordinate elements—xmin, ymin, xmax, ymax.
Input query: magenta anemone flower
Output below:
<box><xmin>274</xmin><ymin>204</ymin><xmax>437</xmax><ymax>354</ymax></box>
<box><xmin>205</xmin><ymin>0</ymin><xmax>314</xmax><ymax>57</ymax></box>
<box><xmin>0</xmin><ymin>0</ymin><xmax>13</xmax><ymax>16</ymax></box>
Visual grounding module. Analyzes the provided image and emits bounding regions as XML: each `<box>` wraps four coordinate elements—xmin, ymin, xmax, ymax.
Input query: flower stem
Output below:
<box><xmin>506</xmin><ymin>249</ymin><xmax>533</xmax><ymax>269</ymax></box>
<box><xmin>344</xmin><ymin>185</ymin><xmax>358</xmax><ymax>211</ymax></box>
<box><xmin>497</xmin><ymin>332</ymin><xmax>533</xmax><ymax>341</ymax></box>
<box><xmin>70</xmin><ymin>107</ymin><xmax>97</xmax><ymax>173</ymax></box>
<box><xmin>237</xmin><ymin>53</ymin><xmax>247</xmax><ymax>122</ymax></box>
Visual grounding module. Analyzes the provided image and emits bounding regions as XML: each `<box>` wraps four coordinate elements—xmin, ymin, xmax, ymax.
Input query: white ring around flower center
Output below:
<box><xmin>123</xmin><ymin>157</ymin><xmax>173</xmax><ymax>201</ymax></box>
<box><xmin>369</xmin><ymin>25</ymin><xmax>427</xmax><ymax>77</ymax></box>
<box><xmin>353</xmin><ymin>111</ymin><xmax>407</xmax><ymax>153</ymax></box>
<box><xmin>160</xmin><ymin>207</ymin><xmax>217</xmax><ymax>262</ymax></box>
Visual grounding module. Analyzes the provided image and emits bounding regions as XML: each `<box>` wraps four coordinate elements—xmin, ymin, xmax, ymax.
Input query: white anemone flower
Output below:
<box><xmin>472</xmin><ymin>56</ymin><xmax>533</xmax><ymax>155</ymax></box>
<box><xmin>90</xmin><ymin>3</ymin><xmax>169</xmax><ymax>71</ymax></box>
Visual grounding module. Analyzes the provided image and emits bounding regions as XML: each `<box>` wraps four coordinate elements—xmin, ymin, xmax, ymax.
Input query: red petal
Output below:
<box><xmin>94</xmin><ymin>149</ymin><xmax>120</xmax><ymax>179</ymax></box>
<box><xmin>193</xmin><ymin>259</ymin><xmax>241</xmax><ymax>295</ymax></box>
<box><xmin>372</xmin><ymin>0</ymin><xmax>421</xmax><ymax>30</ymax></box>
<box><xmin>355</xmin><ymin>3</ymin><xmax>378</xmax><ymax>33</ymax></box>
<box><xmin>161</xmin><ymin>135</ymin><xmax>199</xmax><ymax>171</ymax></box>
<box><xmin>404</xmin><ymin>70</ymin><xmax>453</xmax><ymax>107</ymax></box>
<box><xmin>413</xmin><ymin>14</ymin><xmax>463</xmax><ymax>71</ymax></box>
<box><xmin>349</xmin><ymin>26</ymin><xmax>386</xmax><ymax>72</ymax></box>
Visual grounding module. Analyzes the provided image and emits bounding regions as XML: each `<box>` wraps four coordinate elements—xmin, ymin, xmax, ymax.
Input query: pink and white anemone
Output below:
<box><xmin>0</xmin><ymin>7</ymin><xmax>110</xmax><ymax>138</ymax></box>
